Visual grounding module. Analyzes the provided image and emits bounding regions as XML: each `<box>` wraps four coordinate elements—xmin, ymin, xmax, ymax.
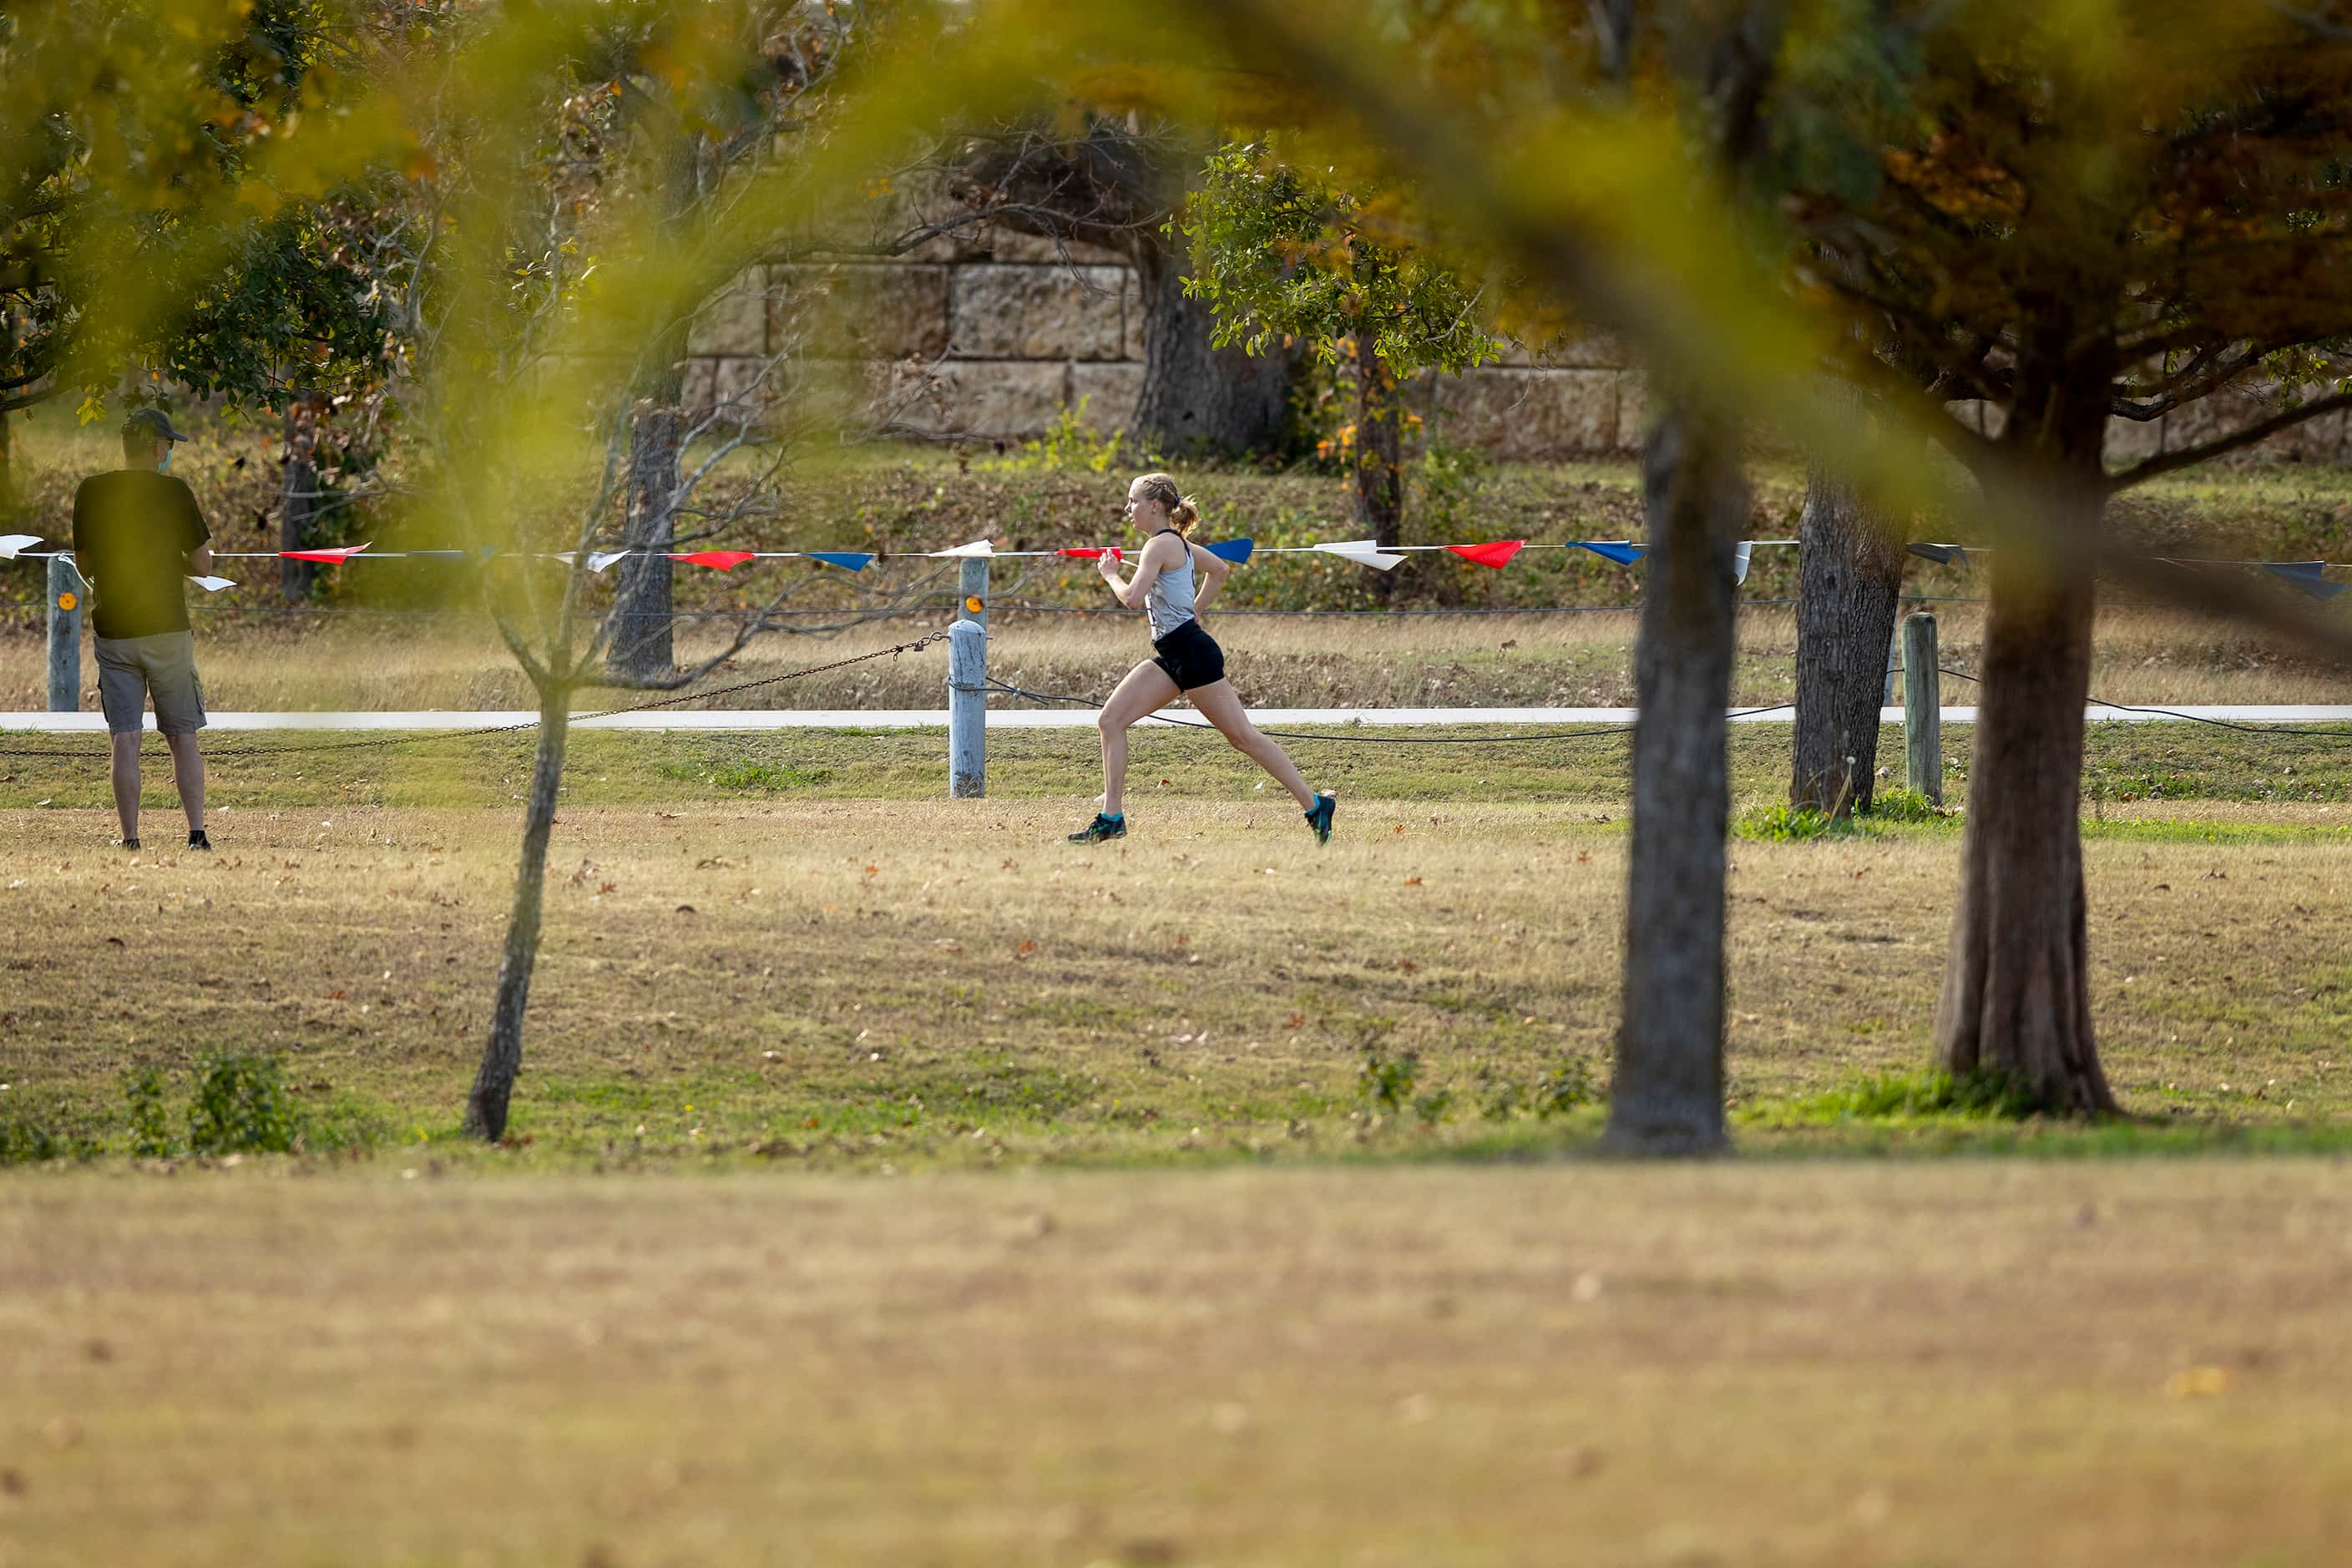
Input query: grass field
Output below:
<box><xmin>6</xmin><ymin>1161</ymin><xmax>2352</xmax><ymax>1567</ymax></box>
<box><xmin>4</xmin><ymin>722</ymin><xmax>2349</xmax><ymax>1164</ymax></box>
<box><xmin>8</xmin><ymin>422</ymin><xmax>2352</xmax><ymax>1564</ymax></box>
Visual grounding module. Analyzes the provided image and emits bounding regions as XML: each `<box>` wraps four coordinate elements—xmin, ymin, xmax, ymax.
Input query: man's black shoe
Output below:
<box><xmin>188</xmin><ymin>829</ymin><xmax>212</xmax><ymax>852</ymax></box>
<box><xmin>1068</xmin><ymin>812</ymin><xmax>1126</xmax><ymax>844</ymax></box>
<box><xmin>114</xmin><ymin>837</ymin><xmax>141</xmax><ymax>852</ymax></box>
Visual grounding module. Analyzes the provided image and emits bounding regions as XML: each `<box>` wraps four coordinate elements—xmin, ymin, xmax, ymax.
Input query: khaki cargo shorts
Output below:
<box><xmin>94</xmin><ymin>630</ymin><xmax>208</xmax><ymax>736</ymax></box>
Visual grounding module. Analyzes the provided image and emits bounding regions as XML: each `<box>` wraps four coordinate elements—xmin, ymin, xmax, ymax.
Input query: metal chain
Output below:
<box><xmin>0</xmin><ymin>629</ymin><xmax>951</xmax><ymax>762</ymax></box>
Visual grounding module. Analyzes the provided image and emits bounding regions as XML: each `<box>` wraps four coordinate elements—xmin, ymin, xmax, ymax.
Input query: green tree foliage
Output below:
<box><xmin>1181</xmin><ymin>140</ymin><xmax>1498</xmax><ymax>547</ymax></box>
<box><xmin>0</xmin><ymin>0</ymin><xmax>396</xmax><ymax>510</ymax></box>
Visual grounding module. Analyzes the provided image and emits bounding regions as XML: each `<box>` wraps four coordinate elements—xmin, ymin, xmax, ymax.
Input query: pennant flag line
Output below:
<box><xmin>1448</xmin><ymin>540</ymin><xmax>1526</xmax><ymax>569</ymax></box>
<box><xmin>189</xmin><ymin>575</ymin><xmax>237</xmax><ymax>593</ymax></box>
<box><xmin>1908</xmin><ymin>542</ymin><xmax>1970</xmax><ymax>566</ymax></box>
<box><xmin>0</xmin><ymin>534</ymin><xmax>39</xmax><ymax>560</ymax></box>
<box><xmin>928</xmin><ymin>539</ymin><xmax>995</xmax><ymax>558</ymax></box>
<box><xmin>670</xmin><ymin>550</ymin><xmax>757</xmax><ymax>571</ymax></box>
<box><xmin>1058</xmin><ymin>547</ymin><xmax>1123</xmax><ymax>561</ymax></box>
<box><xmin>805</xmin><ymin>551</ymin><xmax>874</xmax><ymax>572</ymax></box>
<box><xmin>1732</xmin><ymin>541</ymin><xmax>1753</xmax><ymax>586</ymax></box>
<box><xmin>1206</xmin><ymin>537</ymin><xmax>1255</xmax><ymax>564</ymax></box>
<box><xmin>1573</xmin><ymin>541</ymin><xmax>1646</xmax><ymax>565</ymax></box>
<box><xmin>1311</xmin><ymin>539</ymin><xmax>1408</xmax><ymax>570</ymax></box>
<box><xmin>2262</xmin><ymin>562</ymin><xmax>2349</xmax><ymax>600</ymax></box>
<box><xmin>280</xmin><ymin>543</ymin><xmax>372</xmax><ymax>564</ymax></box>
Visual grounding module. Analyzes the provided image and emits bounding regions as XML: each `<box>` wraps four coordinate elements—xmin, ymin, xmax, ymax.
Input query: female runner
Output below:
<box><xmin>1068</xmin><ymin>471</ymin><xmax>1336</xmax><ymax>845</ymax></box>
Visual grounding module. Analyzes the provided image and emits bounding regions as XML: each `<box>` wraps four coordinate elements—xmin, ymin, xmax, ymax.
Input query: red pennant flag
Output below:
<box><xmin>1447</xmin><ymin>540</ymin><xmax>1525</xmax><ymax>569</ymax></box>
<box><xmin>1058</xmin><ymin>547</ymin><xmax>1122</xmax><ymax>561</ymax></box>
<box><xmin>669</xmin><ymin>550</ymin><xmax>756</xmax><ymax>571</ymax></box>
<box><xmin>280</xmin><ymin>543</ymin><xmax>372</xmax><ymax>564</ymax></box>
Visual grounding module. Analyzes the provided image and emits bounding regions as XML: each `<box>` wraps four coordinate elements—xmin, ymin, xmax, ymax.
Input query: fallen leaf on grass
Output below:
<box><xmin>1404</xmin><ymin>876</ymin><xmax>1423</xmax><ymax>887</ymax></box>
<box><xmin>2165</xmin><ymin>1366</ymin><xmax>2230</xmax><ymax>1399</ymax></box>
<box><xmin>675</xmin><ymin>904</ymin><xmax>697</xmax><ymax>915</ymax></box>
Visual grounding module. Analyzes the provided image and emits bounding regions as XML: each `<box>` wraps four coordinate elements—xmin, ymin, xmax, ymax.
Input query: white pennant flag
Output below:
<box><xmin>1732</xmin><ymin>540</ymin><xmax>1753</xmax><ymax>585</ymax></box>
<box><xmin>188</xmin><ymin>575</ymin><xmax>237</xmax><ymax>593</ymax></box>
<box><xmin>589</xmin><ymin>550</ymin><xmax>630</xmax><ymax>573</ymax></box>
<box><xmin>928</xmin><ymin>539</ymin><xmax>996</xmax><ymax>559</ymax></box>
<box><xmin>0</xmin><ymin>534</ymin><xmax>40</xmax><ymax>560</ymax></box>
<box><xmin>1314</xmin><ymin>539</ymin><xmax>1407</xmax><ymax>571</ymax></box>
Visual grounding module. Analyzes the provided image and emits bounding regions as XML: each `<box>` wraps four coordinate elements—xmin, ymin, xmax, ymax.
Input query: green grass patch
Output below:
<box><xmin>1750</xmin><ymin>1068</ymin><xmax>2041</xmax><ymax>1127</ymax></box>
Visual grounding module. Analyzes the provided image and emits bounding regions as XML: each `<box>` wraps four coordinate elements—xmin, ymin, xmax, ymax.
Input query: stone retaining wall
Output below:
<box><xmin>680</xmin><ymin>250</ymin><xmax>2352</xmax><ymax>465</ymax></box>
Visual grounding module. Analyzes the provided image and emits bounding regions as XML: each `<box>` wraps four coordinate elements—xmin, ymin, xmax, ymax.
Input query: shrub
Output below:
<box><xmin>1535</xmin><ymin>1057</ymin><xmax>1601</xmax><ymax>1116</ymax></box>
<box><xmin>124</xmin><ymin>1066</ymin><xmax>175</xmax><ymax>1157</ymax></box>
<box><xmin>0</xmin><ymin>1117</ymin><xmax>68</xmax><ymax>1165</ymax></box>
<box><xmin>1358</xmin><ymin>1047</ymin><xmax>1421</xmax><ymax>1116</ymax></box>
<box><xmin>1735</xmin><ymin>802</ymin><xmax>1851</xmax><ymax>842</ymax></box>
<box><xmin>188</xmin><ymin>1054</ymin><xmax>304</xmax><ymax>1156</ymax></box>
<box><xmin>1862</xmin><ymin>788</ymin><xmax>1955</xmax><ymax>824</ymax></box>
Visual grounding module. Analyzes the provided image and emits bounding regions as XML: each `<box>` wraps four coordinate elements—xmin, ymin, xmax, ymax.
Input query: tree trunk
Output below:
<box><xmin>280</xmin><ymin>393</ymin><xmax>323</xmax><ymax>602</ymax></box>
<box><xmin>1603</xmin><ymin>402</ymin><xmax>1748</xmax><ymax>1156</ymax></box>
<box><xmin>1353</xmin><ymin>343</ymin><xmax>1404</xmax><ymax>604</ymax></box>
<box><xmin>609</xmin><ymin>131</ymin><xmax>699</xmax><ymax>685</ymax></box>
<box><xmin>464</xmin><ymin>686</ymin><xmax>571</xmax><ymax>1141</ymax></box>
<box><xmin>609</xmin><ymin>371</ymin><xmax>683</xmax><ymax>682</ymax></box>
<box><xmin>1932</xmin><ymin>352</ymin><xmax>2118</xmax><ymax>1115</ymax></box>
<box><xmin>1789</xmin><ymin>461</ymin><xmax>1904</xmax><ymax>813</ymax></box>
<box><xmin>0</xmin><ymin>403</ymin><xmax>13</xmax><ymax>526</ymax></box>
<box><xmin>1129</xmin><ymin>240</ymin><xmax>1292</xmax><ymax>458</ymax></box>
<box><xmin>1351</xmin><ymin>344</ymin><xmax>1404</xmax><ymax>549</ymax></box>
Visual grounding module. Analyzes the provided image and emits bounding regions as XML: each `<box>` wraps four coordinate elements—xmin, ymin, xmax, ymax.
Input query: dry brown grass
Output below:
<box><xmin>5</xmin><ymin>1161</ymin><xmax>2352</xmax><ymax>1567</ymax></box>
<box><xmin>3</xmin><ymin>798</ymin><xmax>2348</xmax><ymax>1157</ymax></box>
<box><xmin>6</xmin><ymin>600</ymin><xmax>2348</xmax><ymax>712</ymax></box>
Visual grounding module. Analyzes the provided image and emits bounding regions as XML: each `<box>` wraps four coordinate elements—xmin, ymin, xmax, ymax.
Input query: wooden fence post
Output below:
<box><xmin>958</xmin><ymin>556</ymin><xmax>988</xmax><ymax>630</ymax></box>
<box><xmin>48</xmin><ymin>555</ymin><xmax>81</xmax><ymax>712</ymax></box>
<box><xmin>1902</xmin><ymin>610</ymin><xmax>1941</xmax><ymax>803</ymax></box>
<box><xmin>948</xmin><ymin>617</ymin><xmax>986</xmax><ymax>798</ymax></box>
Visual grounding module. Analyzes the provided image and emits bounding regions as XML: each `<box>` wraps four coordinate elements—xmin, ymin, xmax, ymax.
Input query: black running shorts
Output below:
<box><xmin>1151</xmin><ymin>619</ymin><xmax>1226</xmax><ymax>691</ymax></box>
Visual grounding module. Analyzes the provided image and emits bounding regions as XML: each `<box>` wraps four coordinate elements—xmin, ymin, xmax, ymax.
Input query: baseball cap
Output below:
<box><xmin>121</xmin><ymin>407</ymin><xmax>190</xmax><ymax>443</ymax></box>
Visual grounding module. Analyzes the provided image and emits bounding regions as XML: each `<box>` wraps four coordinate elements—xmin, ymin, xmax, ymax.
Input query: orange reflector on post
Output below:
<box><xmin>57</xmin><ymin>592</ymin><xmax>76</xmax><ymax>611</ymax></box>
<box><xmin>964</xmin><ymin>595</ymin><xmax>984</xmax><ymax>614</ymax></box>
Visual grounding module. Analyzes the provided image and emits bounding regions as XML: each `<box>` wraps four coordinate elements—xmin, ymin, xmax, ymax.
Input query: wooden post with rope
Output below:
<box><xmin>47</xmin><ymin>555</ymin><xmax>81</xmax><ymax>712</ymax></box>
<box><xmin>1902</xmin><ymin>611</ymin><xmax>1941</xmax><ymax>803</ymax></box>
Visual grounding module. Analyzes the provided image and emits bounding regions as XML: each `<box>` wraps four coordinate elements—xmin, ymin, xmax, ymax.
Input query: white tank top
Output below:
<box><xmin>1143</xmin><ymin>530</ymin><xmax>1197</xmax><ymax>640</ymax></box>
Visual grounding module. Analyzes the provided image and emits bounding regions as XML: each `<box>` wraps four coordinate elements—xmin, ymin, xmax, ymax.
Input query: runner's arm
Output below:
<box><xmin>1188</xmin><ymin>541</ymin><xmax>1232</xmax><ymax>612</ymax></box>
<box><xmin>1099</xmin><ymin>534</ymin><xmax>1176</xmax><ymax>609</ymax></box>
<box><xmin>190</xmin><ymin>544</ymin><xmax>214</xmax><ymax>574</ymax></box>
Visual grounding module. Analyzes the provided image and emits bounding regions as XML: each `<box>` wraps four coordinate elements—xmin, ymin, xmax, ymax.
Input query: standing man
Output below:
<box><xmin>72</xmin><ymin>407</ymin><xmax>213</xmax><ymax>852</ymax></box>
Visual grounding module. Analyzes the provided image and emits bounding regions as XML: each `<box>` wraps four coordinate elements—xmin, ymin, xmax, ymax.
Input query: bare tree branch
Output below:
<box><xmin>2106</xmin><ymin>389</ymin><xmax>2352</xmax><ymax>492</ymax></box>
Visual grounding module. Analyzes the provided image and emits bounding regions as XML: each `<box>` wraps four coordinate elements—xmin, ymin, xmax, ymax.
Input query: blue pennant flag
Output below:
<box><xmin>1573</xmin><ymin>541</ymin><xmax>1646</xmax><ymax>566</ymax></box>
<box><xmin>1206</xmin><ymin>536</ymin><xmax>1255</xmax><ymax>564</ymax></box>
<box><xmin>807</xmin><ymin>551</ymin><xmax>874</xmax><ymax>572</ymax></box>
<box><xmin>2263</xmin><ymin>561</ymin><xmax>2347</xmax><ymax>600</ymax></box>
<box><xmin>1908</xmin><ymin>542</ymin><xmax>1970</xmax><ymax>566</ymax></box>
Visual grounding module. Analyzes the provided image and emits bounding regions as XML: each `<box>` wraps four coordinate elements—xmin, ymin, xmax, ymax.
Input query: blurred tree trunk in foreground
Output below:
<box><xmin>1604</xmin><ymin>402</ymin><xmax>1747</xmax><ymax>1156</ymax></box>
